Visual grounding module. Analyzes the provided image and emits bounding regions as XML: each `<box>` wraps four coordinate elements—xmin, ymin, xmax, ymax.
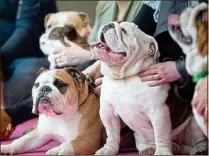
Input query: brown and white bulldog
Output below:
<box><xmin>1</xmin><ymin>67</ymin><xmax>103</xmax><ymax>155</ymax></box>
<box><xmin>168</xmin><ymin>2</ymin><xmax>208</xmax><ymax>138</ymax></box>
<box><xmin>40</xmin><ymin>11</ymin><xmax>92</xmax><ymax>69</ymax></box>
<box><xmin>90</xmin><ymin>22</ymin><xmax>207</xmax><ymax>155</ymax></box>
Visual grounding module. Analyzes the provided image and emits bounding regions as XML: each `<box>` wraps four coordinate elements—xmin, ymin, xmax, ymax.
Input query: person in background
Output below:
<box><xmin>0</xmin><ymin>0</ymin><xmax>57</xmax><ymax>126</ymax></box>
<box><xmin>51</xmin><ymin>1</ymin><xmax>143</xmax><ymax>73</ymax></box>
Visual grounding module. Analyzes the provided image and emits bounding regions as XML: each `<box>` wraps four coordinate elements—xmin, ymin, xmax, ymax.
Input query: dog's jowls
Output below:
<box><xmin>168</xmin><ymin>2</ymin><xmax>208</xmax><ymax>138</ymax></box>
<box><xmin>90</xmin><ymin>22</ymin><xmax>207</xmax><ymax>155</ymax></box>
<box><xmin>40</xmin><ymin>11</ymin><xmax>91</xmax><ymax>69</ymax></box>
<box><xmin>1</xmin><ymin>67</ymin><xmax>103</xmax><ymax>155</ymax></box>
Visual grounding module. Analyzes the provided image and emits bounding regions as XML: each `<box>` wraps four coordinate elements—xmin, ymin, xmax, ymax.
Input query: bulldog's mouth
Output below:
<box><xmin>34</xmin><ymin>96</ymin><xmax>63</xmax><ymax>116</ymax></box>
<box><xmin>90</xmin><ymin>41</ymin><xmax>127</xmax><ymax>66</ymax></box>
<box><xmin>168</xmin><ymin>8</ymin><xmax>206</xmax><ymax>45</ymax></box>
<box><xmin>168</xmin><ymin>14</ymin><xmax>193</xmax><ymax>45</ymax></box>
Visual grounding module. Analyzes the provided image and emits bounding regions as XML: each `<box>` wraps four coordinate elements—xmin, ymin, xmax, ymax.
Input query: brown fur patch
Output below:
<box><xmin>195</xmin><ymin>9</ymin><xmax>208</xmax><ymax>56</ymax></box>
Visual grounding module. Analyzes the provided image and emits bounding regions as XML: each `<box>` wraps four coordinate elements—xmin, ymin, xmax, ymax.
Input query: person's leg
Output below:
<box><xmin>3</xmin><ymin>57</ymin><xmax>49</xmax><ymax>126</ymax></box>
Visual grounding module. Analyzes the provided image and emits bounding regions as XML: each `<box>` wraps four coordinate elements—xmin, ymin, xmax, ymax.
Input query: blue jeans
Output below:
<box><xmin>3</xmin><ymin>57</ymin><xmax>49</xmax><ymax>126</ymax></box>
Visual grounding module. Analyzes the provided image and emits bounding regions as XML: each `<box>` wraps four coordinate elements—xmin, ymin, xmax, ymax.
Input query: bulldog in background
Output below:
<box><xmin>90</xmin><ymin>22</ymin><xmax>207</xmax><ymax>155</ymax></box>
<box><xmin>168</xmin><ymin>2</ymin><xmax>208</xmax><ymax>138</ymax></box>
<box><xmin>1</xmin><ymin>67</ymin><xmax>103</xmax><ymax>155</ymax></box>
<box><xmin>40</xmin><ymin>11</ymin><xmax>91</xmax><ymax>69</ymax></box>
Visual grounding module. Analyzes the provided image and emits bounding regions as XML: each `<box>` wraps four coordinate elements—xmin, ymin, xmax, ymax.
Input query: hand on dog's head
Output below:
<box><xmin>32</xmin><ymin>67</ymin><xmax>89</xmax><ymax>117</ymax></box>
<box><xmin>90</xmin><ymin>22</ymin><xmax>160</xmax><ymax>79</ymax></box>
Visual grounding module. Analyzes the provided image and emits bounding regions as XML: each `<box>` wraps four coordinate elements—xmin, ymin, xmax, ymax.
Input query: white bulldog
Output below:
<box><xmin>168</xmin><ymin>2</ymin><xmax>208</xmax><ymax>138</ymax></box>
<box><xmin>1</xmin><ymin>67</ymin><xmax>103</xmax><ymax>155</ymax></box>
<box><xmin>90</xmin><ymin>22</ymin><xmax>207</xmax><ymax>155</ymax></box>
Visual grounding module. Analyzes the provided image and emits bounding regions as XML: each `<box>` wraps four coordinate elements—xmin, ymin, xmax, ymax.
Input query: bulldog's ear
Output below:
<box><xmin>149</xmin><ymin>42</ymin><xmax>160</xmax><ymax>60</ymax></box>
<box><xmin>64</xmin><ymin>67</ymin><xmax>86</xmax><ymax>83</ymax></box>
<box><xmin>44</xmin><ymin>13</ymin><xmax>53</xmax><ymax>28</ymax></box>
<box><xmin>36</xmin><ymin>67</ymin><xmax>48</xmax><ymax>78</ymax></box>
<box><xmin>63</xmin><ymin>26</ymin><xmax>77</xmax><ymax>41</ymax></box>
<box><xmin>78</xmin><ymin>12</ymin><xmax>90</xmax><ymax>24</ymax></box>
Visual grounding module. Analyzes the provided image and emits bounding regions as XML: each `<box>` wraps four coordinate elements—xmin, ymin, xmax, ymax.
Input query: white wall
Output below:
<box><xmin>56</xmin><ymin>0</ymin><xmax>98</xmax><ymax>26</ymax></box>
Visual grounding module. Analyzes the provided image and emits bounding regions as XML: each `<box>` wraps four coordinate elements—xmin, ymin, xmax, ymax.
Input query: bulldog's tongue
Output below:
<box><xmin>168</xmin><ymin>14</ymin><xmax>180</xmax><ymax>26</ymax></box>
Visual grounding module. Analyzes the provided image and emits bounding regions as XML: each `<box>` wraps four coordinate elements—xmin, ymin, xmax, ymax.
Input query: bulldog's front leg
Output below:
<box><xmin>95</xmin><ymin>104</ymin><xmax>121</xmax><ymax>155</ymax></box>
<box><xmin>148</xmin><ymin>105</ymin><xmax>173</xmax><ymax>155</ymax></box>
<box><xmin>1</xmin><ymin>129</ymin><xmax>49</xmax><ymax>155</ymax></box>
<box><xmin>45</xmin><ymin>141</ymin><xmax>75</xmax><ymax>155</ymax></box>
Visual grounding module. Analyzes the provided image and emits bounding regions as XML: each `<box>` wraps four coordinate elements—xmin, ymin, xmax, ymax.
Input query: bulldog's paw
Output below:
<box><xmin>45</xmin><ymin>142</ymin><xmax>74</xmax><ymax>155</ymax></box>
<box><xmin>190</xmin><ymin>140</ymin><xmax>208</xmax><ymax>155</ymax></box>
<box><xmin>1</xmin><ymin>145</ymin><xmax>17</xmax><ymax>155</ymax></box>
<box><xmin>95</xmin><ymin>145</ymin><xmax>118</xmax><ymax>155</ymax></box>
<box><xmin>154</xmin><ymin>147</ymin><xmax>173</xmax><ymax>155</ymax></box>
<box><xmin>139</xmin><ymin>147</ymin><xmax>155</xmax><ymax>155</ymax></box>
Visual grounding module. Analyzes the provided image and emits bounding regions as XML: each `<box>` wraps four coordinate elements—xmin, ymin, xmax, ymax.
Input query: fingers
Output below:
<box><xmin>95</xmin><ymin>77</ymin><xmax>103</xmax><ymax>87</ymax></box>
<box><xmin>139</xmin><ymin>69</ymin><xmax>159</xmax><ymax>77</ymax></box>
<box><xmin>148</xmin><ymin>78</ymin><xmax>167</xmax><ymax>87</ymax></box>
<box><xmin>57</xmin><ymin>62</ymin><xmax>68</xmax><ymax>68</ymax></box>
<box><xmin>140</xmin><ymin>64</ymin><xmax>160</xmax><ymax>73</ymax></box>
<box><xmin>94</xmin><ymin>85</ymin><xmax>101</xmax><ymax>95</ymax></box>
<box><xmin>141</xmin><ymin>74</ymin><xmax>160</xmax><ymax>82</ymax></box>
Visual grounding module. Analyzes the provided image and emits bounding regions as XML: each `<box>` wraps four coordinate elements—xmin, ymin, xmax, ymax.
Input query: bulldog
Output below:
<box><xmin>168</xmin><ymin>2</ymin><xmax>208</xmax><ymax>137</ymax></box>
<box><xmin>1</xmin><ymin>67</ymin><xmax>103</xmax><ymax>155</ymax></box>
<box><xmin>40</xmin><ymin>11</ymin><xmax>91</xmax><ymax>69</ymax></box>
<box><xmin>90</xmin><ymin>22</ymin><xmax>207</xmax><ymax>155</ymax></box>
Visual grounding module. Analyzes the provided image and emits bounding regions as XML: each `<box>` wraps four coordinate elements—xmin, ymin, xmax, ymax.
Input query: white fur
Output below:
<box><xmin>95</xmin><ymin>22</ymin><xmax>173</xmax><ymax>155</ymax></box>
<box><xmin>1</xmin><ymin>70</ymin><xmax>82</xmax><ymax>155</ymax></box>
<box><xmin>95</xmin><ymin>22</ymin><xmax>207</xmax><ymax>155</ymax></box>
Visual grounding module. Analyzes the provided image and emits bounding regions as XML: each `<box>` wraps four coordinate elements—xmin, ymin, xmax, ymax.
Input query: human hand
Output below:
<box><xmin>192</xmin><ymin>76</ymin><xmax>207</xmax><ymax>116</ymax></box>
<box><xmin>82</xmin><ymin>60</ymin><xmax>102</xmax><ymax>80</ymax></box>
<box><xmin>53</xmin><ymin>37</ymin><xmax>92</xmax><ymax>67</ymax></box>
<box><xmin>138</xmin><ymin>61</ymin><xmax>181</xmax><ymax>87</ymax></box>
<box><xmin>94</xmin><ymin>77</ymin><xmax>103</xmax><ymax>96</ymax></box>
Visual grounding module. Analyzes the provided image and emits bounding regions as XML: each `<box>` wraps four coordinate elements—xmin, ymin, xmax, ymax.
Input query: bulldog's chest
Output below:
<box><xmin>101</xmin><ymin>76</ymin><xmax>170</xmax><ymax>113</ymax></box>
<box><xmin>37</xmin><ymin>113</ymin><xmax>82</xmax><ymax>143</ymax></box>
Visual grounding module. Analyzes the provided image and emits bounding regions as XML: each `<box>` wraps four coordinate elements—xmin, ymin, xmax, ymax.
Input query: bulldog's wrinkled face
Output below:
<box><xmin>44</xmin><ymin>11</ymin><xmax>92</xmax><ymax>38</ymax></box>
<box><xmin>168</xmin><ymin>2</ymin><xmax>208</xmax><ymax>76</ymax></box>
<box><xmin>32</xmin><ymin>69</ymin><xmax>78</xmax><ymax>116</ymax></box>
<box><xmin>90</xmin><ymin>22</ymin><xmax>159</xmax><ymax>78</ymax></box>
<box><xmin>40</xmin><ymin>11</ymin><xmax>92</xmax><ymax>56</ymax></box>
<box><xmin>40</xmin><ymin>25</ymin><xmax>76</xmax><ymax>56</ymax></box>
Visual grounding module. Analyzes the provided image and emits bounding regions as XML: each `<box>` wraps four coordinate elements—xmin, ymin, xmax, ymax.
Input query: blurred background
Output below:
<box><xmin>56</xmin><ymin>0</ymin><xmax>98</xmax><ymax>26</ymax></box>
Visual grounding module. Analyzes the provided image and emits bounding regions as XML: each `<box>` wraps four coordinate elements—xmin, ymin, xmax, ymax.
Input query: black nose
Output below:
<box><xmin>40</xmin><ymin>86</ymin><xmax>52</xmax><ymax>94</ymax></box>
<box><xmin>102</xmin><ymin>23</ymin><xmax>115</xmax><ymax>33</ymax></box>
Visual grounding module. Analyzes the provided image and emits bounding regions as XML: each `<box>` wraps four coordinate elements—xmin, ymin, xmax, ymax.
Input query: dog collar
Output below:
<box><xmin>78</xmin><ymin>38</ymin><xmax>88</xmax><ymax>44</ymax></box>
<box><xmin>192</xmin><ymin>71</ymin><xmax>208</xmax><ymax>83</ymax></box>
<box><xmin>85</xmin><ymin>74</ymin><xmax>96</xmax><ymax>94</ymax></box>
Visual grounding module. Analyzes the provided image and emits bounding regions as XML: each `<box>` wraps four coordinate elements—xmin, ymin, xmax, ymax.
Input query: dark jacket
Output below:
<box><xmin>0</xmin><ymin>0</ymin><xmax>57</xmax><ymax>66</ymax></box>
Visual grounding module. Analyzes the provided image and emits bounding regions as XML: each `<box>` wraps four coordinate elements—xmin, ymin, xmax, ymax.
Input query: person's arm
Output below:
<box><xmin>1</xmin><ymin>0</ymin><xmax>57</xmax><ymax>65</ymax></box>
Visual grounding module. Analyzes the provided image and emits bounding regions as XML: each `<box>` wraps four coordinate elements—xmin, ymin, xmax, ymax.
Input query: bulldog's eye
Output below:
<box><xmin>121</xmin><ymin>28</ymin><xmax>126</xmax><ymax>34</ymax></box>
<box><xmin>34</xmin><ymin>82</ymin><xmax>39</xmax><ymax>88</ymax></box>
<box><xmin>48</xmin><ymin>25</ymin><xmax>52</xmax><ymax>29</ymax></box>
<box><xmin>99</xmin><ymin>43</ymin><xmax>104</xmax><ymax>47</ymax></box>
<box><xmin>54</xmin><ymin>79</ymin><xmax>68</xmax><ymax>94</ymax></box>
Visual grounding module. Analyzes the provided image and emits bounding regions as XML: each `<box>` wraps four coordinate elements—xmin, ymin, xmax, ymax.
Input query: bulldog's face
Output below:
<box><xmin>90</xmin><ymin>22</ymin><xmax>159</xmax><ymax>79</ymax></box>
<box><xmin>168</xmin><ymin>3</ymin><xmax>208</xmax><ymax>76</ymax></box>
<box><xmin>40</xmin><ymin>25</ymin><xmax>77</xmax><ymax>55</ymax></box>
<box><xmin>40</xmin><ymin>11</ymin><xmax>92</xmax><ymax>56</ymax></box>
<box><xmin>32</xmin><ymin>67</ymin><xmax>87</xmax><ymax>116</ymax></box>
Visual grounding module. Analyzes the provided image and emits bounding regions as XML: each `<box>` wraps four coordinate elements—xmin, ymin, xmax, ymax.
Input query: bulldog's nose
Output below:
<box><xmin>40</xmin><ymin>86</ymin><xmax>52</xmax><ymax>94</ymax></box>
<box><xmin>102</xmin><ymin>23</ymin><xmax>115</xmax><ymax>33</ymax></box>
